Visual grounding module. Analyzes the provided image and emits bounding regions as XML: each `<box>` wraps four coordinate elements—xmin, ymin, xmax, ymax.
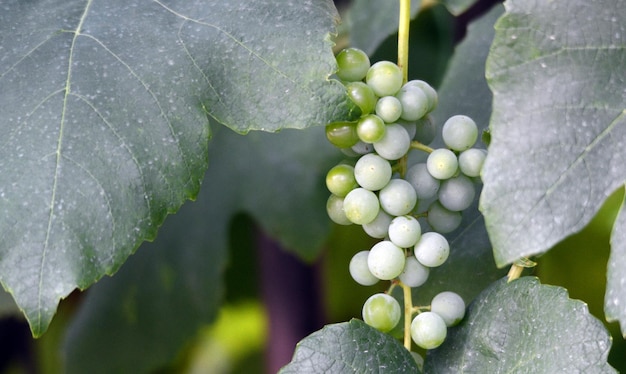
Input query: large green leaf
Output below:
<box><xmin>63</xmin><ymin>124</ymin><xmax>338</xmax><ymax>373</ymax></box>
<box><xmin>606</xmin><ymin>196</ymin><xmax>626</xmax><ymax>336</ymax></box>
<box><xmin>480</xmin><ymin>0</ymin><xmax>626</xmax><ymax>267</ymax></box>
<box><xmin>279</xmin><ymin>319</ymin><xmax>420</xmax><ymax>373</ymax></box>
<box><xmin>426</xmin><ymin>277</ymin><xmax>616</xmax><ymax>373</ymax></box>
<box><xmin>0</xmin><ymin>0</ymin><xmax>351</xmax><ymax>336</ymax></box>
<box><xmin>409</xmin><ymin>4</ymin><xmax>506</xmax><ymax>306</ymax></box>
<box><xmin>346</xmin><ymin>0</ymin><xmax>422</xmax><ymax>55</ymax></box>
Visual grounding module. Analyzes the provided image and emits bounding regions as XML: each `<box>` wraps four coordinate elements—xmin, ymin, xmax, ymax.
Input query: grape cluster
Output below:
<box><xmin>325</xmin><ymin>48</ymin><xmax>487</xmax><ymax>352</ymax></box>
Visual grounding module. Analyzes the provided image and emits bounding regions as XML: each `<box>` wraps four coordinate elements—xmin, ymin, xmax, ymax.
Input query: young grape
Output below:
<box><xmin>441</xmin><ymin>115</ymin><xmax>478</xmax><ymax>151</ymax></box>
<box><xmin>365</xmin><ymin>61</ymin><xmax>403</xmax><ymax>97</ymax></box>
<box><xmin>431</xmin><ymin>291</ymin><xmax>466</xmax><ymax>327</ymax></box>
<box><xmin>354</xmin><ymin>153</ymin><xmax>392</xmax><ymax>191</ymax></box>
<box><xmin>336</xmin><ymin>48</ymin><xmax>371</xmax><ymax>82</ymax></box>
<box><xmin>379</xmin><ymin>179</ymin><xmax>417</xmax><ymax>216</ymax></box>
<box><xmin>396</xmin><ymin>85</ymin><xmax>429</xmax><ymax>121</ymax></box>
<box><xmin>326</xmin><ymin>194</ymin><xmax>352</xmax><ymax>225</ymax></box>
<box><xmin>346</xmin><ymin>81</ymin><xmax>377</xmax><ymax>115</ymax></box>
<box><xmin>398</xmin><ymin>256</ymin><xmax>430</xmax><ymax>288</ymax></box>
<box><xmin>405</xmin><ymin>163</ymin><xmax>440</xmax><ymax>200</ymax></box>
<box><xmin>373</xmin><ymin>123</ymin><xmax>411</xmax><ymax>160</ymax></box>
<box><xmin>362</xmin><ymin>293</ymin><xmax>401</xmax><ymax>332</ymax></box>
<box><xmin>426</xmin><ymin>148</ymin><xmax>458</xmax><ymax>180</ymax></box>
<box><xmin>326</xmin><ymin>122</ymin><xmax>359</xmax><ymax>149</ymax></box>
<box><xmin>404</xmin><ymin>80</ymin><xmax>438</xmax><ymax>113</ymax></box>
<box><xmin>375</xmin><ymin>96</ymin><xmax>403</xmax><ymax>123</ymax></box>
<box><xmin>458</xmin><ymin>148</ymin><xmax>487</xmax><ymax>178</ymax></box>
<box><xmin>342</xmin><ymin>188</ymin><xmax>380</xmax><ymax>225</ymax></box>
<box><xmin>367</xmin><ymin>240</ymin><xmax>406</xmax><ymax>280</ymax></box>
<box><xmin>410</xmin><ymin>312</ymin><xmax>447</xmax><ymax>349</ymax></box>
<box><xmin>349</xmin><ymin>251</ymin><xmax>379</xmax><ymax>286</ymax></box>
<box><xmin>325</xmin><ymin>164</ymin><xmax>357</xmax><ymax>197</ymax></box>
<box><xmin>414</xmin><ymin>232</ymin><xmax>449</xmax><ymax>267</ymax></box>
<box><xmin>356</xmin><ymin>114</ymin><xmax>386</xmax><ymax>144</ymax></box>
<box><xmin>427</xmin><ymin>201</ymin><xmax>462</xmax><ymax>233</ymax></box>
<box><xmin>388</xmin><ymin>215</ymin><xmax>422</xmax><ymax>248</ymax></box>
<box><xmin>438</xmin><ymin>174</ymin><xmax>476</xmax><ymax>212</ymax></box>
<box><xmin>362</xmin><ymin>209</ymin><xmax>393</xmax><ymax>239</ymax></box>
<box><xmin>414</xmin><ymin>116</ymin><xmax>436</xmax><ymax>145</ymax></box>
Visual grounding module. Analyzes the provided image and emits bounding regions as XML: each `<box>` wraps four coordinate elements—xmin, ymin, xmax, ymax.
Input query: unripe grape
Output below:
<box><xmin>379</xmin><ymin>179</ymin><xmax>417</xmax><ymax>216</ymax></box>
<box><xmin>399</xmin><ymin>256</ymin><xmax>429</xmax><ymax>287</ymax></box>
<box><xmin>367</xmin><ymin>240</ymin><xmax>406</xmax><ymax>280</ymax></box>
<box><xmin>397</xmin><ymin>119</ymin><xmax>417</xmax><ymax>140</ymax></box>
<box><xmin>426</xmin><ymin>148</ymin><xmax>458</xmax><ymax>180</ymax></box>
<box><xmin>366</xmin><ymin>61</ymin><xmax>403</xmax><ymax>97</ymax></box>
<box><xmin>414</xmin><ymin>232</ymin><xmax>449</xmax><ymax>267</ymax></box>
<box><xmin>388</xmin><ymin>215</ymin><xmax>422</xmax><ymax>248</ymax></box>
<box><xmin>326</xmin><ymin>194</ymin><xmax>352</xmax><ymax>225</ymax></box>
<box><xmin>414</xmin><ymin>116</ymin><xmax>436</xmax><ymax>145</ymax></box>
<box><xmin>396</xmin><ymin>85</ymin><xmax>429</xmax><ymax>121</ymax></box>
<box><xmin>442</xmin><ymin>115</ymin><xmax>478</xmax><ymax>151</ymax></box>
<box><xmin>343</xmin><ymin>188</ymin><xmax>379</xmax><ymax>225</ymax></box>
<box><xmin>351</xmin><ymin>140</ymin><xmax>374</xmax><ymax>155</ymax></box>
<box><xmin>356</xmin><ymin>114</ymin><xmax>386</xmax><ymax>144</ymax></box>
<box><xmin>362</xmin><ymin>293</ymin><xmax>401</xmax><ymax>332</ymax></box>
<box><xmin>375</xmin><ymin>96</ymin><xmax>403</xmax><ymax>123</ymax></box>
<box><xmin>336</xmin><ymin>48</ymin><xmax>370</xmax><ymax>82</ymax></box>
<box><xmin>438</xmin><ymin>174</ymin><xmax>475</xmax><ymax>212</ymax></box>
<box><xmin>326</xmin><ymin>164</ymin><xmax>357</xmax><ymax>197</ymax></box>
<box><xmin>459</xmin><ymin>148</ymin><xmax>487</xmax><ymax>177</ymax></box>
<box><xmin>404</xmin><ymin>80</ymin><xmax>438</xmax><ymax>113</ymax></box>
<box><xmin>427</xmin><ymin>201</ymin><xmax>462</xmax><ymax>233</ymax></box>
<box><xmin>354</xmin><ymin>153</ymin><xmax>392</xmax><ymax>191</ymax></box>
<box><xmin>326</xmin><ymin>122</ymin><xmax>359</xmax><ymax>148</ymax></box>
<box><xmin>349</xmin><ymin>251</ymin><xmax>379</xmax><ymax>286</ymax></box>
<box><xmin>362</xmin><ymin>209</ymin><xmax>393</xmax><ymax>239</ymax></box>
<box><xmin>373</xmin><ymin>123</ymin><xmax>411</xmax><ymax>160</ymax></box>
<box><xmin>431</xmin><ymin>291</ymin><xmax>466</xmax><ymax>327</ymax></box>
<box><xmin>405</xmin><ymin>163</ymin><xmax>440</xmax><ymax>200</ymax></box>
<box><xmin>411</xmin><ymin>312</ymin><xmax>447</xmax><ymax>349</ymax></box>
<box><xmin>346</xmin><ymin>81</ymin><xmax>377</xmax><ymax>115</ymax></box>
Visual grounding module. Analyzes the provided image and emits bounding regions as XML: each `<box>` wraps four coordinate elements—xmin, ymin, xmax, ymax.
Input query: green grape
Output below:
<box><xmin>343</xmin><ymin>188</ymin><xmax>380</xmax><ymax>225</ymax></box>
<box><xmin>356</xmin><ymin>114</ymin><xmax>386</xmax><ymax>144</ymax></box>
<box><xmin>414</xmin><ymin>115</ymin><xmax>436</xmax><ymax>145</ymax></box>
<box><xmin>351</xmin><ymin>140</ymin><xmax>375</xmax><ymax>155</ymax></box>
<box><xmin>346</xmin><ymin>81</ymin><xmax>377</xmax><ymax>115</ymax></box>
<box><xmin>426</xmin><ymin>148</ymin><xmax>458</xmax><ymax>180</ymax></box>
<box><xmin>404</xmin><ymin>80</ymin><xmax>438</xmax><ymax>113</ymax></box>
<box><xmin>388</xmin><ymin>215</ymin><xmax>422</xmax><ymax>248</ymax></box>
<box><xmin>397</xmin><ymin>119</ymin><xmax>417</xmax><ymax>139</ymax></box>
<box><xmin>427</xmin><ymin>201</ymin><xmax>462</xmax><ymax>233</ymax></box>
<box><xmin>362</xmin><ymin>209</ymin><xmax>393</xmax><ymax>239</ymax></box>
<box><xmin>354</xmin><ymin>153</ymin><xmax>392</xmax><ymax>191</ymax></box>
<box><xmin>410</xmin><ymin>312</ymin><xmax>447</xmax><ymax>349</ymax></box>
<box><xmin>325</xmin><ymin>164</ymin><xmax>358</xmax><ymax>197</ymax></box>
<box><xmin>441</xmin><ymin>115</ymin><xmax>478</xmax><ymax>151</ymax></box>
<box><xmin>362</xmin><ymin>293</ymin><xmax>401</xmax><ymax>332</ymax></box>
<box><xmin>414</xmin><ymin>231</ymin><xmax>449</xmax><ymax>267</ymax></box>
<box><xmin>349</xmin><ymin>251</ymin><xmax>379</xmax><ymax>286</ymax></box>
<box><xmin>379</xmin><ymin>179</ymin><xmax>417</xmax><ymax>216</ymax></box>
<box><xmin>326</xmin><ymin>194</ymin><xmax>352</xmax><ymax>225</ymax></box>
<box><xmin>375</xmin><ymin>96</ymin><xmax>403</xmax><ymax>123</ymax></box>
<box><xmin>326</xmin><ymin>121</ymin><xmax>359</xmax><ymax>149</ymax></box>
<box><xmin>431</xmin><ymin>291</ymin><xmax>466</xmax><ymax>327</ymax></box>
<box><xmin>459</xmin><ymin>148</ymin><xmax>487</xmax><ymax>178</ymax></box>
<box><xmin>438</xmin><ymin>174</ymin><xmax>475</xmax><ymax>212</ymax></box>
<box><xmin>336</xmin><ymin>48</ymin><xmax>371</xmax><ymax>82</ymax></box>
<box><xmin>396</xmin><ymin>85</ymin><xmax>429</xmax><ymax>121</ymax></box>
<box><xmin>405</xmin><ymin>163</ymin><xmax>440</xmax><ymax>200</ymax></box>
<box><xmin>399</xmin><ymin>256</ymin><xmax>429</xmax><ymax>288</ymax></box>
<box><xmin>373</xmin><ymin>123</ymin><xmax>411</xmax><ymax>160</ymax></box>
<box><xmin>367</xmin><ymin>240</ymin><xmax>406</xmax><ymax>280</ymax></box>
<box><xmin>365</xmin><ymin>61</ymin><xmax>403</xmax><ymax>97</ymax></box>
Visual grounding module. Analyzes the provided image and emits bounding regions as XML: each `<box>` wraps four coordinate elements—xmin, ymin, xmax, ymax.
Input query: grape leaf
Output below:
<box><xmin>480</xmin><ymin>0</ymin><xmax>626</xmax><ymax>267</ymax></box>
<box><xmin>346</xmin><ymin>0</ymin><xmax>422</xmax><ymax>55</ymax></box>
<box><xmin>63</xmin><ymin>124</ymin><xmax>338</xmax><ymax>373</ymax></box>
<box><xmin>426</xmin><ymin>277</ymin><xmax>616</xmax><ymax>374</ymax></box>
<box><xmin>606</xmin><ymin>195</ymin><xmax>626</xmax><ymax>336</ymax></box>
<box><xmin>0</xmin><ymin>0</ymin><xmax>351</xmax><ymax>336</ymax></box>
<box><xmin>279</xmin><ymin>319</ymin><xmax>420</xmax><ymax>373</ymax></box>
<box><xmin>410</xmin><ymin>4</ymin><xmax>506</xmax><ymax>306</ymax></box>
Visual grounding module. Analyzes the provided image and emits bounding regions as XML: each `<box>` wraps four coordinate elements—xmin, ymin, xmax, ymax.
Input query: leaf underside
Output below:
<box><xmin>0</xmin><ymin>0</ymin><xmax>352</xmax><ymax>336</ymax></box>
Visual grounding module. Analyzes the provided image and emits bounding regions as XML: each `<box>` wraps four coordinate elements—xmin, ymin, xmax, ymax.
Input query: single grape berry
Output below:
<box><xmin>362</xmin><ymin>293</ymin><xmax>401</xmax><ymax>332</ymax></box>
<box><xmin>405</xmin><ymin>163</ymin><xmax>440</xmax><ymax>200</ymax></box>
<box><xmin>373</xmin><ymin>123</ymin><xmax>411</xmax><ymax>161</ymax></box>
<box><xmin>441</xmin><ymin>115</ymin><xmax>478</xmax><ymax>151</ymax></box>
<box><xmin>427</xmin><ymin>201</ymin><xmax>462</xmax><ymax>233</ymax></box>
<box><xmin>399</xmin><ymin>256</ymin><xmax>430</xmax><ymax>288</ymax></box>
<box><xmin>351</xmin><ymin>140</ymin><xmax>374</xmax><ymax>155</ymax></box>
<box><xmin>458</xmin><ymin>148</ymin><xmax>487</xmax><ymax>178</ymax></box>
<box><xmin>346</xmin><ymin>81</ymin><xmax>377</xmax><ymax>115</ymax></box>
<box><xmin>356</xmin><ymin>114</ymin><xmax>386</xmax><ymax>144</ymax></box>
<box><xmin>354</xmin><ymin>153</ymin><xmax>392</xmax><ymax>191</ymax></box>
<box><xmin>375</xmin><ymin>96</ymin><xmax>403</xmax><ymax>123</ymax></box>
<box><xmin>388</xmin><ymin>215</ymin><xmax>422</xmax><ymax>248</ymax></box>
<box><xmin>431</xmin><ymin>291</ymin><xmax>466</xmax><ymax>327</ymax></box>
<box><xmin>362</xmin><ymin>209</ymin><xmax>393</xmax><ymax>239</ymax></box>
<box><xmin>404</xmin><ymin>80</ymin><xmax>438</xmax><ymax>113</ymax></box>
<box><xmin>326</xmin><ymin>122</ymin><xmax>359</xmax><ymax>149</ymax></box>
<box><xmin>326</xmin><ymin>194</ymin><xmax>352</xmax><ymax>225</ymax></box>
<box><xmin>367</xmin><ymin>240</ymin><xmax>406</xmax><ymax>280</ymax></box>
<box><xmin>326</xmin><ymin>164</ymin><xmax>358</xmax><ymax>197</ymax></box>
<box><xmin>336</xmin><ymin>48</ymin><xmax>370</xmax><ymax>82</ymax></box>
<box><xmin>414</xmin><ymin>116</ymin><xmax>437</xmax><ymax>145</ymax></box>
<box><xmin>411</xmin><ymin>312</ymin><xmax>447</xmax><ymax>349</ymax></box>
<box><xmin>349</xmin><ymin>251</ymin><xmax>379</xmax><ymax>286</ymax></box>
<box><xmin>414</xmin><ymin>232</ymin><xmax>449</xmax><ymax>267</ymax></box>
<box><xmin>342</xmin><ymin>188</ymin><xmax>380</xmax><ymax>225</ymax></box>
<box><xmin>426</xmin><ymin>148</ymin><xmax>458</xmax><ymax>180</ymax></box>
<box><xmin>365</xmin><ymin>61</ymin><xmax>403</xmax><ymax>97</ymax></box>
<box><xmin>379</xmin><ymin>179</ymin><xmax>417</xmax><ymax>216</ymax></box>
<box><xmin>438</xmin><ymin>174</ymin><xmax>476</xmax><ymax>212</ymax></box>
<box><xmin>396</xmin><ymin>85</ymin><xmax>429</xmax><ymax>121</ymax></box>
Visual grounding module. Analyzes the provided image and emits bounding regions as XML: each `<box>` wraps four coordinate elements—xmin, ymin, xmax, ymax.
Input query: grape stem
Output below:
<box><xmin>410</xmin><ymin>140</ymin><xmax>434</xmax><ymax>153</ymax></box>
<box><xmin>398</xmin><ymin>0</ymin><xmax>411</xmax><ymax>83</ymax></box>
<box><xmin>400</xmin><ymin>281</ymin><xmax>413</xmax><ymax>350</ymax></box>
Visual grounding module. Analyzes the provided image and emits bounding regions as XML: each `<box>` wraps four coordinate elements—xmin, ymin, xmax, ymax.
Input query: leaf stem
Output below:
<box><xmin>398</xmin><ymin>0</ymin><xmax>411</xmax><ymax>83</ymax></box>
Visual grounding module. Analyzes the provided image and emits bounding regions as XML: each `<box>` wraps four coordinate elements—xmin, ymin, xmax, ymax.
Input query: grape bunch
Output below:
<box><xmin>325</xmin><ymin>48</ymin><xmax>487</xmax><ymax>353</ymax></box>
